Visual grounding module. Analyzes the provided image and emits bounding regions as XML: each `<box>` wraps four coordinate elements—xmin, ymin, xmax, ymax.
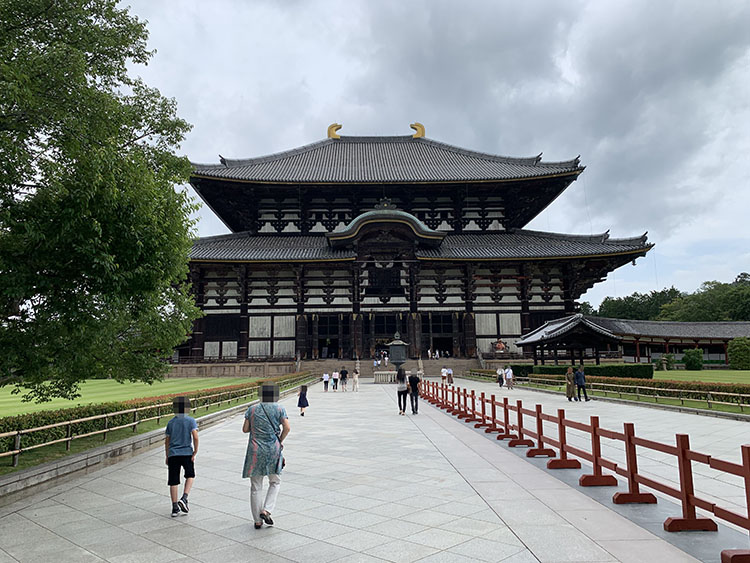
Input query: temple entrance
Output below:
<box><xmin>318</xmin><ymin>338</ymin><xmax>339</xmax><ymax>358</ymax></box>
<box><xmin>422</xmin><ymin>312</ymin><xmax>462</xmax><ymax>357</ymax></box>
<box><xmin>365</xmin><ymin>313</ymin><xmax>407</xmax><ymax>358</ymax></box>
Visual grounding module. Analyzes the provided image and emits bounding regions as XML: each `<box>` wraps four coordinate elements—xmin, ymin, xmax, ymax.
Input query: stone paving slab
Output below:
<box><xmin>0</xmin><ymin>380</ymin><xmax>704</xmax><ymax>562</ymax></box>
<box><xmin>449</xmin><ymin>377</ymin><xmax>750</xmax><ymax>518</ymax></box>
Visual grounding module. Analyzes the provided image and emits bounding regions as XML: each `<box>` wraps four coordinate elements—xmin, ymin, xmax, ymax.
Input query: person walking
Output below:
<box><xmin>565</xmin><ymin>366</ymin><xmax>576</xmax><ymax>401</ymax></box>
<box><xmin>496</xmin><ymin>366</ymin><xmax>504</xmax><ymax>388</ymax></box>
<box><xmin>575</xmin><ymin>365</ymin><xmax>590</xmax><ymax>401</ymax></box>
<box><xmin>322</xmin><ymin>372</ymin><xmax>330</xmax><ymax>392</ymax></box>
<box><xmin>297</xmin><ymin>384</ymin><xmax>309</xmax><ymax>415</ymax></box>
<box><xmin>352</xmin><ymin>368</ymin><xmax>360</xmax><ymax>392</ymax></box>
<box><xmin>408</xmin><ymin>370</ymin><xmax>421</xmax><ymax>414</ymax></box>
<box><xmin>396</xmin><ymin>368</ymin><xmax>408</xmax><ymax>416</ymax></box>
<box><xmin>504</xmin><ymin>365</ymin><xmax>514</xmax><ymax>390</ymax></box>
<box><xmin>440</xmin><ymin>365</ymin><xmax>448</xmax><ymax>385</ymax></box>
<box><xmin>242</xmin><ymin>383</ymin><xmax>291</xmax><ymax>529</ymax></box>
<box><xmin>447</xmin><ymin>367</ymin><xmax>454</xmax><ymax>385</ymax></box>
<box><xmin>332</xmin><ymin>370</ymin><xmax>339</xmax><ymax>392</ymax></box>
<box><xmin>339</xmin><ymin>366</ymin><xmax>348</xmax><ymax>392</ymax></box>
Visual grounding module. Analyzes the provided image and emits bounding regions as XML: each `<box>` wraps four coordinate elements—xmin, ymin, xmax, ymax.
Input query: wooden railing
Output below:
<box><xmin>419</xmin><ymin>380</ymin><xmax>750</xmax><ymax>561</ymax></box>
<box><xmin>0</xmin><ymin>373</ymin><xmax>314</xmax><ymax>467</ymax></box>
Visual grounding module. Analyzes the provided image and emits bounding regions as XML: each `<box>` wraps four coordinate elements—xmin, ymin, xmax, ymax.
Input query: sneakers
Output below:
<box><xmin>171</xmin><ymin>504</ymin><xmax>180</xmax><ymax>517</ymax></box>
<box><xmin>178</xmin><ymin>497</ymin><xmax>189</xmax><ymax>513</ymax></box>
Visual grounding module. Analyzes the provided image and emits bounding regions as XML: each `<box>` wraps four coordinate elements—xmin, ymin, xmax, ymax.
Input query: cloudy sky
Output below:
<box><xmin>125</xmin><ymin>0</ymin><xmax>750</xmax><ymax>306</ymax></box>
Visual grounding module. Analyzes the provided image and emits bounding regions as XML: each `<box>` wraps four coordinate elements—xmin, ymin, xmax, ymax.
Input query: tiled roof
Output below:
<box><xmin>586</xmin><ymin>317</ymin><xmax>750</xmax><ymax>340</ymax></box>
<box><xmin>191</xmin><ymin>136</ymin><xmax>583</xmax><ymax>184</ymax></box>
<box><xmin>190</xmin><ymin>229</ymin><xmax>650</xmax><ymax>262</ymax></box>
<box><xmin>517</xmin><ymin>314</ymin><xmax>620</xmax><ymax>346</ymax></box>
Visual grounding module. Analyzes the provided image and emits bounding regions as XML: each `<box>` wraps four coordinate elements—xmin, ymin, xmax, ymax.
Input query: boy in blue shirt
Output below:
<box><xmin>165</xmin><ymin>396</ymin><xmax>199</xmax><ymax>517</ymax></box>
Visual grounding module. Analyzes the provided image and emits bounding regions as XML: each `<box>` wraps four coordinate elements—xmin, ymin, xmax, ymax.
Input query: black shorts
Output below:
<box><xmin>167</xmin><ymin>455</ymin><xmax>195</xmax><ymax>486</ymax></box>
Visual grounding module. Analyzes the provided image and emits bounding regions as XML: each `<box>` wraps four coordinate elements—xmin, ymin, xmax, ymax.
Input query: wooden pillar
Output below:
<box><xmin>189</xmin><ymin>265</ymin><xmax>205</xmax><ymax>360</ymax></box>
<box><xmin>519</xmin><ymin>264</ymin><xmax>531</xmax><ymax>334</ymax></box>
<box><xmin>553</xmin><ymin>347</ymin><xmax>559</xmax><ymax>366</ymax></box>
<box><xmin>463</xmin><ymin>313</ymin><xmax>477</xmax><ymax>358</ymax></box>
<box><xmin>338</xmin><ymin>313</ymin><xmax>344</xmax><ymax>359</ymax></box>
<box><xmin>562</xmin><ymin>263</ymin><xmax>576</xmax><ymax>314</ymax></box>
<box><xmin>533</xmin><ymin>346</ymin><xmax>538</xmax><ymax>366</ymax></box>
<box><xmin>352</xmin><ymin>313</ymin><xmax>364</xmax><ymax>360</ymax></box>
<box><xmin>295</xmin><ymin>314</ymin><xmax>308</xmax><ymax>359</ymax></box>
<box><xmin>452</xmin><ymin>312</ymin><xmax>460</xmax><ymax>358</ymax></box>
<box><xmin>635</xmin><ymin>339</ymin><xmax>641</xmax><ymax>363</ymax></box>
<box><xmin>237</xmin><ymin>266</ymin><xmax>249</xmax><ymax>360</ymax></box>
<box><xmin>724</xmin><ymin>340</ymin><xmax>729</xmax><ymax>365</ymax></box>
<box><xmin>311</xmin><ymin>314</ymin><xmax>319</xmax><ymax>360</ymax></box>
<box><xmin>595</xmin><ymin>348</ymin><xmax>601</xmax><ymax>365</ymax></box>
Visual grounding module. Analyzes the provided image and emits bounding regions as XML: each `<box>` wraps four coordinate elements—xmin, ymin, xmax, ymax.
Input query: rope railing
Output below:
<box><xmin>419</xmin><ymin>380</ymin><xmax>750</xmax><ymax>562</ymax></box>
<box><xmin>1</xmin><ymin>373</ymin><xmax>315</xmax><ymax>467</ymax></box>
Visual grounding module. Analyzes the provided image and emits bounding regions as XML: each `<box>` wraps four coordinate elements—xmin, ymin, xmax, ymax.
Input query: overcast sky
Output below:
<box><xmin>124</xmin><ymin>0</ymin><xmax>750</xmax><ymax>307</ymax></box>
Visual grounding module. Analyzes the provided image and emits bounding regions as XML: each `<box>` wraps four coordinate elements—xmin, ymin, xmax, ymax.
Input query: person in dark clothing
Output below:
<box><xmin>396</xmin><ymin>368</ymin><xmax>408</xmax><ymax>415</ymax></box>
<box><xmin>575</xmin><ymin>366</ymin><xmax>590</xmax><ymax>401</ymax></box>
<box><xmin>407</xmin><ymin>371</ymin><xmax>421</xmax><ymax>414</ymax></box>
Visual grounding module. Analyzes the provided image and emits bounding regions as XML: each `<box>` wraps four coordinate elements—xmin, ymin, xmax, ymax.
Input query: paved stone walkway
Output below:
<box><xmin>449</xmin><ymin>377</ymin><xmax>750</xmax><ymax>518</ymax></box>
<box><xmin>0</xmin><ymin>381</ymin><xmax>705</xmax><ymax>562</ymax></box>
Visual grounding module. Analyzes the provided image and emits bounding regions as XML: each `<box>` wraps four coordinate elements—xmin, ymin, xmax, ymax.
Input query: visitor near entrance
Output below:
<box><xmin>242</xmin><ymin>383</ymin><xmax>291</xmax><ymax>529</ymax></box>
<box><xmin>565</xmin><ymin>367</ymin><xmax>576</xmax><ymax>401</ymax></box>
<box><xmin>322</xmin><ymin>372</ymin><xmax>330</xmax><ymax>392</ymax></box>
<box><xmin>332</xmin><ymin>370</ymin><xmax>339</xmax><ymax>391</ymax></box>
<box><xmin>340</xmin><ymin>366</ymin><xmax>348</xmax><ymax>391</ymax></box>
<box><xmin>165</xmin><ymin>396</ymin><xmax>199</xmax><ymax>518</ymax></box>
<box><xmin>504</xmin><ymin>365</ymin><xmax>514</xmax><ymax>390</ymax></box>
<box><xmin>408</xmin><ymin>370</ymin><xmax>421</xmax><ymax>414</ymax></box>
<box><xmin>441</xmin><ymin>365</ymin><xmax>448</xmax><ymax>384</ymax></box>
<box><xmin>496</xmin><ymin>366</ymin><xmax>504</xmax><ymax>387</ymax></box>
<box><xmin>575</xmin><ymin>366</ymin><xmax>590</xmax><ymax>401</ymax></box>
<box><xmin>396</xmin><ymin>368</ymin><xmax>408</xmax><ymax>415</ymax></box>
<box><xmin>297</xmin><ymin>385</ymin><xmax>309</xmax><ymax>416</ymax></box>
<box><xmin>352</xmin><ymin>368</ymin><xmax>360</xmax><ymax>391</ymax></box>
<box><xmin>446</xmin><ymin>367</ymin><xmax>454</xmax><ymax>385</ymax></box>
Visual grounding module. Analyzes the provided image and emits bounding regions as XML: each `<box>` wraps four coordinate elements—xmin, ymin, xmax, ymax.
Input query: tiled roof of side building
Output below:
<box><xmin>189</xmin><ymin>229</ymin><xmax>651</xmax><ymax>262</ymax></box>
<box><xmin>586</xmin><ymin>317</ymin><xmax>750</xmax><ymax>340</ymax></box>
<box><xmin>191</xmin><ymin>136</ymin><xmax>583</xmax><ymax>184</ymax></box>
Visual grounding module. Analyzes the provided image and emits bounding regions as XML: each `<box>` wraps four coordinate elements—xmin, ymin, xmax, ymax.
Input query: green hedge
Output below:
<box><xmin>0</xmin><ymin>372</ymin><xmax>312</xmax><ymax>452</ymax></box>
<box><xmin>526</xmin><ymin>374</ymin><xmax>750</xmax><ymax>403</ymax></box>
<box><xmin>532</xmin><ymin>364</ymin><xmax>654</xmax><ymax>379</ymax></box>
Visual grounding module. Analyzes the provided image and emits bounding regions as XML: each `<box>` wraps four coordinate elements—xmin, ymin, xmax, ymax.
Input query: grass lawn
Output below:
<box><xmin>0</xmin><ymin>378</ymin><xmax>257</xmax><ymax>418</ymax></box>
<box><xmin>653</xmin><ymin>370</ymin><xmax>750</xmax><ymax>384</ymax></box>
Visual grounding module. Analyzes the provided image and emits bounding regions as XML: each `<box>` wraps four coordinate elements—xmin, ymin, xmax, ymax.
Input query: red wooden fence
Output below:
<box><xmin>419</xmin><ymin>380</ymin><xmax>750</xmax><ymax>563</ymax></box>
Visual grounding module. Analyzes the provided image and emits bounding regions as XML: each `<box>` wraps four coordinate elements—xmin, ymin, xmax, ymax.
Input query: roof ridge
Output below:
<box><xmin>591</xmin><ymin>316</ymin><xmax>750</xmax><ymax>326</ymax></box>
<box><xmin>515</xmin><ymin>228</ymin><xmax>610</xmax><ymax>243</ymax></box>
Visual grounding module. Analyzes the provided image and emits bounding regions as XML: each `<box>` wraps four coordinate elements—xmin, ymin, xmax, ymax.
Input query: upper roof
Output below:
<box><xmin>585</xmin><ymin>317</ymin><xmax>750</xmax><ymax>340</ymax></box>
<box><xmin>191</xmin><ymin>135</ymin><xmax>583</xmax><ymax>184</ymax></box>
<box><xmin>189</xmin><ymin>229</ymin><xmax>650</xmax><ymax>263</ymax></box>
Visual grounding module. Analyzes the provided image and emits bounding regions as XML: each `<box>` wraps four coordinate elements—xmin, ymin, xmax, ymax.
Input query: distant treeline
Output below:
<box><xmin>581</xmin><ymin>273</ymin><xmax>750</xmax><ymax>322</ymax></box>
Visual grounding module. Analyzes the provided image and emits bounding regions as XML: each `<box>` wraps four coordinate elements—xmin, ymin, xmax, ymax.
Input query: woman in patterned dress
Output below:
<box><xmin>242</xmin><ymin>383</ymin><xmax>291</xmax><ymax>529</ymax></box>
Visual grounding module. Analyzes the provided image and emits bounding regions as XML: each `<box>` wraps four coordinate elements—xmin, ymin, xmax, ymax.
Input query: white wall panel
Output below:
<box><xmin>499</xmin><ymin>314</ymin><xmax>521</xmax><ymax>335</ymax></box>
<box><xmin>249</xmin><ymin>316</ymin><xmax>271</xmax><ymax>338</ymax></box>
<box><xmin>249</xmin><ymin>340</ymin><xmax>271</xmax><ymax>356</ymax></box>
<box><xmin>274</xmin><ymin>341</ymin><xmax>295</xmax><ymax>357</ymax></box>
<box><xmin>274</xmin><ymin>316</ymin><xmax>296</xmax><ymax>338</ymax></box>
<box><xmin>204</xmin><ymin>341</ymin><xmax>220</xmax><ymax>358</ymax></box>
<box><xmin>475</xmin><ymin>313</ymin><xmax>497</xmax><ymax>336</ymax></box>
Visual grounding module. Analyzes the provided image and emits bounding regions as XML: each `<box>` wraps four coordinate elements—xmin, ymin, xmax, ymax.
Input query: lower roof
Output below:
<box><xmin>189</xmin><ymin>229</ymin><xmax>651</xmax><ymax>263</ymax></box>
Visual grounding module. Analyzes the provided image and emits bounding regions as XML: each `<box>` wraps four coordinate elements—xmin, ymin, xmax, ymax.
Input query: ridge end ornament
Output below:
<box><xmin>410</xmin><ymin>122</ymin><xmax>425</xmax><ymax>138</ymax></box>
<box><xmin>327</xmin><ymin>123</ymin><xmax>342</xmax><ymax>139</ymax></box>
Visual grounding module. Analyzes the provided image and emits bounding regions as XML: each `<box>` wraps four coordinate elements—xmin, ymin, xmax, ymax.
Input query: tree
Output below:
<box><xmin>596</xmin><ymin>287</ymin><xmax>682</xmax><ymax>320</ymax></box>
<box><xmin>578</xmin><ymin>301</ymin><xmax>597</xmax><ymax>316</ymax></box>
<box><xmin>682</xmin><ymin>349</ymin><xmax>703</xmax><ymax>371</ymax></box>
<box><xmin>0</xmin><ymin>0</ymin><xmax>201</xmax><ymax>401</ymax></box>
<box><xmin>728</xmin><ymin>338</ymin><xmax>750</xmax><ymax>371</ymax></box>
<box><xmin>658</xmin><ymin>276</ymin><xmax>750</xmax><ymax>322</ymax></box>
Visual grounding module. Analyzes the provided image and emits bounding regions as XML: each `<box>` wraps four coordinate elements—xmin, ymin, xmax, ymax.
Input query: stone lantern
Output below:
<box><xmin>388</xmin><ymin>332</ymin><xmax>409</xmax><ymax>372</ymax></box>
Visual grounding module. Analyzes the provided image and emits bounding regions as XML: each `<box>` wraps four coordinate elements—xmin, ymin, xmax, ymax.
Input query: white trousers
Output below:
<box><xmin>352</xmin><ymin>377</ymin><xmax>359</xmax><ymax>391</ymax></box>
<box><xmin>250</xmin><ymin>474</ymin><xmax>281</xmax><ymax>522</ymax></box>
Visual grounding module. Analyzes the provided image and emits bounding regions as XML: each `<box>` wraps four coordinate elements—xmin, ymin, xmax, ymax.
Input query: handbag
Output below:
<box><xmin>259</xmin><ymin>404</ymin><xmax>286</xmax><ymax>469</ymax></box>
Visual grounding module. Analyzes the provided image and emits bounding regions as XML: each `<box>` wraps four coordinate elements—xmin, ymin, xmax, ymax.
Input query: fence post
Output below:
<box><xmin>548</xmin><ymin>409</ymin><xmax>581</xmax><ymax>469</ymax></box>
<box><xmin>133</xmin><ymin>410</ymin><xmax>138</xmax><ymax>433</ymax></box>
<box><xmin>103</xmin><ymin>414</ymin><xmax>108</xmax><ymax>442</ymax></box>
<box><xmin>663</xmin><ymin>434</ymin><xmax>718</xmax><ymax>531</ymax></box>
<box><xmin>475</xmin><ymin>392</ymin><xmax>490</xmax><ymax>428</ymax></box>
<box><xmin>508</xmin><ymin>401</ymin><xmax>534</xmax><ymax>447</ymax></box>
<box><xmin>66</xmin><ymin>423</ymin><xmax>72</xmax><ymax>451</ymax></box>
<box><xmin>485</xmin><ymin>395</ymin><xmax>500</xmax><ymax>433</ymax></box>
<box><xmin>12</xmin><ymin>433</ymin><xmax>20</xmax><ymax>467</ymax></box>
<box><xmin>579</xmin><ymin>416</ymin><xmax>617</xmax><ymax>486</ymax></box>
<box><xmin>527</xmin><ymin>404</ymin><xmax>555</xmax><ymax>458</ymax></box>
<box><xmin>613</xmin><ymin>423</ymin><xmax>657</xmax><ymax>504</ymax></box>
<box><xmin>720</xmin><ymin>445</ymin><xmax>750</xmax><ymax>562</ymax></box>
<box><xmin>497</xmin><ymin>397</ymin><xmax>518</xmax><ymax>440</ymax></box>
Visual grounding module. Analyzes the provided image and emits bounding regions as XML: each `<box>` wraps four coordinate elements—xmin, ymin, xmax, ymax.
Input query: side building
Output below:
<box><xmin>182</xmin><ymin>124</ymin><xmax>652</xmax><ymax>361</ymax></box>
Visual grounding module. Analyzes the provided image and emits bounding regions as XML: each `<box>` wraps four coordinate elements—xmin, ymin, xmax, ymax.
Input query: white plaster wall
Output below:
<box><xmin>249</xmin><ymin>316</ymin><xmax>271</xmax><ymax>338</ymax></box>
<box><xmin>475</xmin><ymin>313</ymin><xmax>497</xmax><ymax>336</ymax></box>
<box><xmin>499</xmin><ymin>314</ymin><xmax>521</xmax><ymax>335</ymax></box>
<box><xmin>274</xmin><ymin>316</ymin><xmax>296</xmax><ymax>338</ymax></box>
